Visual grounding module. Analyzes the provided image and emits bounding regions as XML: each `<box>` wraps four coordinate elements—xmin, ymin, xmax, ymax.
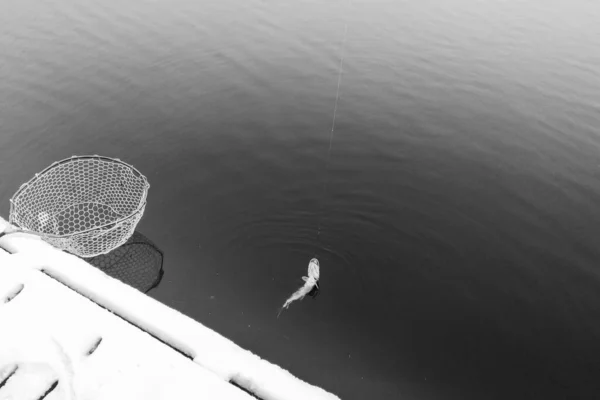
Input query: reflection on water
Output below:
<box><xmin>85</xmin><ymin>230</ymin><xmax>164</xmax><ymax>293</ymax></box>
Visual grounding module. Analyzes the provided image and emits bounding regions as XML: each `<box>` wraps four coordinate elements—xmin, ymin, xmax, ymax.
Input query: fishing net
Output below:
<box><xmin>9</xmin><ymin>155</ymin><xmax>149</xmax><ymax>258</ymax></box>
<box><xmin>85</xmin><ymin>231</ymin><xmax>164</xmax><ymax>293</ymax></box>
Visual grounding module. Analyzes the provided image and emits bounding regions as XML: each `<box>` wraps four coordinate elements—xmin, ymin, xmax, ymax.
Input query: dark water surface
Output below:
<box><xmin>2</xmin><ymin>1</ymin><xmax>600</xmax><ymax>399</ymax></box>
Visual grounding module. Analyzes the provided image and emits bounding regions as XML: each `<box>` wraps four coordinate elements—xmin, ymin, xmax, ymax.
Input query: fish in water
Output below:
<box><xmin>277</xmin><ymin>258</ymin><xmax>320</xmax><ymax>318</ymax></box>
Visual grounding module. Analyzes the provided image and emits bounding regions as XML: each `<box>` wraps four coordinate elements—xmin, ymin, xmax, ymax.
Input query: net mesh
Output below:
<box><xmin>85</xmin><ymin>231</ymin><xmax>164</xmax><ymax>293</ymax></box>
<box><xmin>9</xmin><ymin>156</ymin><xmax>149</xmax><ymax>258</ymax></box>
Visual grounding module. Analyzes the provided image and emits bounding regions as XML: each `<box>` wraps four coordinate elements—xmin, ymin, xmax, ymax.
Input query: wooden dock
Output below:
<box><xmin>0</xmin><ymin>217</ymin><xmax>340</xmax><ymax>400</ymax></box>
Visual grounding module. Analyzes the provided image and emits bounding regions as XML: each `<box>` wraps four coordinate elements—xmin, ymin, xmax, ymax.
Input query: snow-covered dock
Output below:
<box><xmin>0</xmin><ymin>217</ymin><xmax>340</xmax><ymax>400</ymax></box>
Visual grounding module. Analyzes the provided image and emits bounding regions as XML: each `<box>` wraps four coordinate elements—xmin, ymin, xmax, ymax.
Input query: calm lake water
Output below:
<box><xmin>2</xmin><ymin>1</ymin><xmax>600</xmax><ymax>399</ymax></box>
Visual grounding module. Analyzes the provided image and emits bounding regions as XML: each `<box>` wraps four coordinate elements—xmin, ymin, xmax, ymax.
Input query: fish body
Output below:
<box><xmin>278</xmin><ymin>258</ymin><xmax>320</xmax><ymax>317</ymax></box>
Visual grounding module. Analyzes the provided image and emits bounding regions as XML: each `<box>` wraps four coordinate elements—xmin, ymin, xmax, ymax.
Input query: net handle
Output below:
<box><xmin>0</xmin><ymin>226</ymin><xmax>45</xmax><ymax>240</ymax></box>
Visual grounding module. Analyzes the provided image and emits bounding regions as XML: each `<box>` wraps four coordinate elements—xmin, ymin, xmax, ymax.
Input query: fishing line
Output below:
<box><xmin>315</xmin><ymin>9</ymin><xmax>350</xmax><ymax>249</ymax></box>
<box><xmin>278</xmin><ymin>4</ymin><xmax>351</xmax><ymax>318</ymax></box>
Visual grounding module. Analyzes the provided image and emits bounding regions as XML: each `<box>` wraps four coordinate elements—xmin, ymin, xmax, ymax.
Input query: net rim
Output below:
<box><xmin>9</xmin><ymin>155</ymin><xmax>150</xmax><ymax>239</ymax></box>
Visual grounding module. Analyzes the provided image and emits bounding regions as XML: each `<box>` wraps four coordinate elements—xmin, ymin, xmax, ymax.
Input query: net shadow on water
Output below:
<box><xmin>84</xmin><ymin>231</ymin><xmax>164</xmax><ymax>293</ymax></box>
